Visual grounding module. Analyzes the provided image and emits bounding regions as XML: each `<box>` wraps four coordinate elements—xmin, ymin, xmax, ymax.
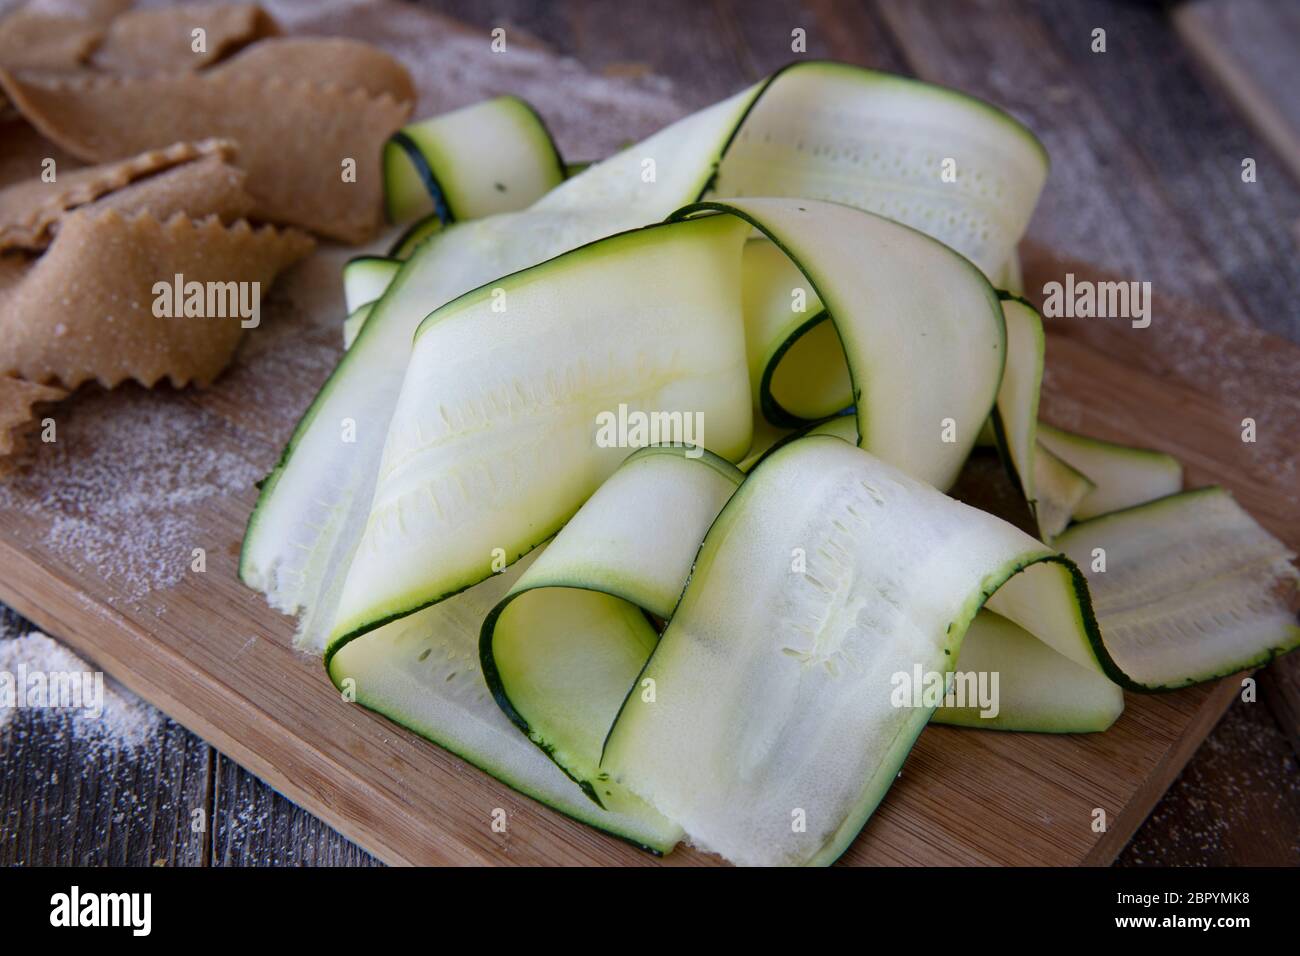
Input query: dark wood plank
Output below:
<box><xmin>0</xmin><ymin>607</ymin><xmax>210</xmax><ymax>866</ymax></box>
<box><xmin>1119</xmin><ymin>694</ymin><xmax>1300</xmax><ymax>866</ymax></box>
<box><xmin>1028</xmin><ymin>0</ymin><xmax>1300</xmax><ymax>343</ymax></box>
<box><xmin>1259</xmin><ymin>653</ymin><xmax>1300</xmax><ymax>760</ymax></box>
<box><xmin>3</xmin><ymin>0</ymin><xmax>1297</xmax><ymax>867</ymax></box>
<box><xmin>431</xmin><ymin>0</ymin><xmax>752</xmax><ymax>108</ymax></box>
<box><xmin>429</xmin><ymin>0</ymin><xmax>912</xmax><ymax>104</ymax></box>
<box><xmin>1175</xmin><ymin>0</ymin><xmax>1300</xmax><ymax>186</ymax></box>
<box><xmin>212</xmin><ymin>754</ymin><xmax>380</xmax><ymax>866</ymax></box>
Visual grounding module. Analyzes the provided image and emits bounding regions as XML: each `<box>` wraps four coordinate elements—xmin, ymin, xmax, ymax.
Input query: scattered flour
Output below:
<box><xmin>259</xmin><ymin>0</ymin><xmax>686</xmax><ymax>156</ymax></box>
<box><xmin>0</xmin><ymin>0</ymin><xmax>689</xmax><ymax>610</ymax></box>
<box><xmin>0</xmin><ymin>626</ymin><xmax>161</xmax><ymax>755</ymax></box>
<box><xmin>0</xmin><ymin>388</ymin><xmax>263</xmax><ymax>602</ymax></box>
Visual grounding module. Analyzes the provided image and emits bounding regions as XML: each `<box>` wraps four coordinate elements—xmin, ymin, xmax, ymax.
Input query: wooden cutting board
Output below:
<box><xmin>1</xmin><ymin>0</ymin><xmax>1296</xmax><ymax>866</ymax></box>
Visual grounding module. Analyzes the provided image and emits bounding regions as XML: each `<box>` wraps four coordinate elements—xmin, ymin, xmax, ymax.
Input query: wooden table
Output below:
<box><xmin>1</xmin><ymin>0</ymin><xmax>1297</xmax><ymax>866</ymax></box>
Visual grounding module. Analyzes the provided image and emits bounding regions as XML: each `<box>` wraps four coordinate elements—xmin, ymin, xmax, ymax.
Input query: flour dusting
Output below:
<box><xmin>0</xmin><ymin>0</ymin><xmax>688</xmax><ymax>610</ymax></box>
<box><xmin>0</xmin><ymin>626</ymin><xmax>161</xmax><ymax>754</ymax></box>
<box><xmin>260</xmin><ymin>0</ymin><xmax>686</xmax><ymax>156</ymax></box>
<box><xmin>0</xmin><ymin>388</ymin><xmax>262</xmax><ymax>602</ymax></box>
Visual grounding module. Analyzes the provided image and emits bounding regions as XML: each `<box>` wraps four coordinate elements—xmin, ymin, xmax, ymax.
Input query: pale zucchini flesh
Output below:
<box><xmin>1038</xmin><ymin>422</ymin><xmax>1183</xmax><ymax>521</ymax></box>
<box><xmin>933</xmin><ymin>610</ymin><xmax>1123</xmax><ymax>733</ymax></box>
<box><xmin>601</xmin><ymin>437</ymin><xmax>1094</xmax><ymax>866</ymax></box>
<box><xmin>710</xmin><ymin>61</ymin><xmax>1047</xmax><ymax>279</ymax></box>
<box><xmin>1056</xmin><ymin>487</ymin><xmax>1300</xmax><ymax>689</ymax></box>
<box><xmin>342</xmin><ymin>303</ymin><xmax>371</xmax><ymax>349</ymax></box>
<box><xmin>677</xmin><ymin>198</ymin><xmax>1005</xmax><ymax>492</ymax></box>
<box><xmin>327</xmin><ymin>214</ymin><xmax>754</xmax><ymax>649</ymax></box>
<box><xmin>238</xmin><ymin>63</ymin><xmax>1300</xmax><ymax>866</ymax></box>
<box><xmin>481</xmin><ymin>447</ymin><xmax>743</xmax><ymax>815</ymax></box>
<box><xmin>328</xmin><ymin>195</ymin><xmax>1009</xmax><ymax>650</ymax></box>
<box><xmin>342</xmin><ymin>256</ymin><xmax>401</xmax><ymax>314</ymax></box>
<box><xmin>383</xmin><ymin>95</ymin><xmax>566</xmax><ymax>225</ymax></box>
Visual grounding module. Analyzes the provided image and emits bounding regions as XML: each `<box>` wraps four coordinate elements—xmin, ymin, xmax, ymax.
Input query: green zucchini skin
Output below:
<box><xmin>326</xmin><ymin>552</ymin><xmax>681</xmax><ymax>853</ymax></box>
<box><xmin>600</xmin><ymin>436</ymin><xmax>1099</xmax><ymax>866</ymax></box>
<box><xmin>479</xmin><ymin>446</ymin><xmax>743</xmax><ymax>810</ymax></box>
<box><xmin>387</xmin><ymin>212</ymin><xmax>443</xmax><ymax>259</ymax></box>
<box><xmin>240</xmin><ymin>62</ymin><xmax>1300</xmax><ymax>865</ymax></box>
<box><xmin>1055</xmin><ymin>486</ymin><xmax>1300</xmax><ymax>690</ymax></box>
<box><xmin>384</xmin><ymin>129</ymin><xmax>452</xmax><ymax>225</ymax></box>
<box><xmin>383</xmin><ymin>95</ymin><xmax>568</xmax><ymax>226</ymax></box>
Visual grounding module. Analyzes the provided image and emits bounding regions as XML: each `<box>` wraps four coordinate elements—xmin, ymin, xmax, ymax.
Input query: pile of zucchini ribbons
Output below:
<box><xmin>241</xmin><ymin>62</ymin><xmax>1300</xmax><ymax>866</ymax></box>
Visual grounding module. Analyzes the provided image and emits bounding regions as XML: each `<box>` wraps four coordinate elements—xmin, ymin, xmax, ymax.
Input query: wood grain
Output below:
<box><xmin>2</xmin><ymin>311</ymin><xmax>1292</xmax><ymax>866</ymax></box>
<box><xmin>212</xmin><ymin>753</ymin><xmax>379</xmax><ymax>866</ymax></box>
<box><xmin>1118</xmin><ymin>693</ymin><xmax>1300</xmax><ymax>866</ymax></box>
<box><xmin>0</xmin><ymin>603</ymin><xmax>211</xmax><ymax>867</ymax></box>
<box><xmin>1175</xmin><ymin>0</ymin><xmax>1300</xmax><ymax>188</ymax></box>
<box><xmin>2</xmin><ymin>0</ymin><xmax>1298</xmax><ymax>866</ymax></box>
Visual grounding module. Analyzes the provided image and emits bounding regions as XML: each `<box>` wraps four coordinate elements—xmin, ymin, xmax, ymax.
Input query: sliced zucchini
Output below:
<box><xmin>1038</xmin><ymin>422</ymin><xmax>1182</xmax><ymax>520</ymax></box>
<box><xmin>710</xmin><ymin>61</ymin><xmax>1048</xmax><ymax>279</ymax></box>
<box><xmin>242</xmin><ymin>216</ymin><xmax>563</xmax><ymax>652</ymax></box>
<box><xmin>997</xmin><ymin>249</ymin><xmax>1024</xmax><ymax>295</ymax></box>
<box><xmin>327</xmin><ymin>551</ymin><xmax>682</xmax><ymax>852</ymax></box>
<box><xmin>1056</xmin><ymin>487</ymin><xmax>1300</xmax><ymax>689</ymax></box>
<box><xmin>932</xmin><ymin>609</ymin><xmax>1123</xmax><ymax>733</ymax></box>
<box><xmin>737</xmin><ymin>413</ymin><xmax>796</xmax><ymax>472</ymax></box>
<box><xmin>1031</xmin><ymin>443</ymin><xmax>1095</xmax><ymax>539</ymax></box>
<box><xmin>679</xmin><ymin>198</ymin><xmax>1004</xmax><ymax>491</ymax></box>
<box><xmin>342</xmin><ymin>302</ymin><xmax>371</xmax><ymax>349</ymax></box>
<box><xmin>601</xmin><ymin>436</ymin><xmax>1098</xmax><ymax>866</ymax></box>
<box><xmin>383</xmin><ymin>95</ymin><xmax>566</xmax><ymax>225</ymax></box>
<box><xmin>480</xmin><ymin>446</ymin><xmax>742</xmax><ymax>814</ymax></box>
<box><xmin>987</xmin><ymin>295</ymin><xmax>1093</xmax><ymax>540</ymax></box>
<box><xmin>988</xmin><ymin>297</ymin><xmax>1043</xmax><ymax>511</ymax></box>
<box><xmin>342</xmin><ymin>256</ymin><xmax>401</xmax><ymax>314</ymax></box>
<box><xmin>247</xmin><ymin>62</ymin><xmax>1039</xmax><ymax>650</ymax></box>
<box><xmin>242</xmin><ymin>81</ymin><xmax>766</xmax><ymax>654</ymax></box>
<box><xmin>387</xmin><ymin>212</ymin><xmax>443</xmax><ymax>259</ymax></box>
<box><xmin>235</xmin><ymin>58</ymin><xmax>1300</xmax><ymax>869</ymax></box>
<box><xmin>739</xmin><ymin>236</ymin><xmax>848</xmax><ymax>427</ymax></box>
<box><xmin>326</xmin><ymin>213</ymin><xmax>755</xmax><ymax>650</ymax></box>
<box><xmin>329</xmin><ymin>197</ymin><xmax>1006</xmax><ymax>648</ymax></box>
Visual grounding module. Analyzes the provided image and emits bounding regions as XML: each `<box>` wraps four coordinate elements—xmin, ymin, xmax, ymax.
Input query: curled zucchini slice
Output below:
<box><xmin>601</xmin><ymin>436</ymin><xmax>1102</xmax><ymax>866</ymax></box>
<box><xmin>1056</xmin><ymin>487</ymin><xmax>1300</xmax><ymax>690</ymax></box>
<box><xmin>383</xmin><ymin>95</ymin><xmax>566</xmax><ymax>225</ymax></box>
<box><xmin>480</xmin><ymin>446</ymin><xmax>742</xmax><ymax>817</ymax></box>
<box><xmin>240</xmin><ymin>62</ymin><xmax>1299</xmax><ymax>866</ymax></box>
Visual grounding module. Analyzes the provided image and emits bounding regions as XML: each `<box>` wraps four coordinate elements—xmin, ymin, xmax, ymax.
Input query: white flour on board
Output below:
<box><xmin>0</xmin><ymin>389</ymin><xmax>264</xmax><ymax>602</ymax></box>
